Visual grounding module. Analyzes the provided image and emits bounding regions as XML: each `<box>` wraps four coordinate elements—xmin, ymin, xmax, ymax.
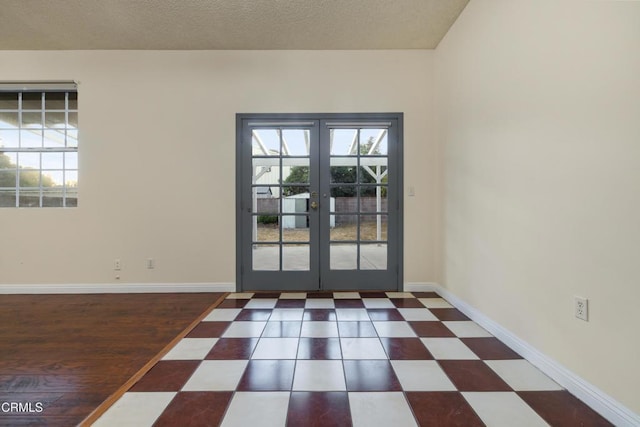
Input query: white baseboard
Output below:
<box><xmin>406</xmin><ymin>282</ymin><xmax>639</xmax><ymax>427</ymax></box>
<box><xmin>0</xmin><ymin>282</ymin><xmax>236</xmax><ymax>294</ymax></box>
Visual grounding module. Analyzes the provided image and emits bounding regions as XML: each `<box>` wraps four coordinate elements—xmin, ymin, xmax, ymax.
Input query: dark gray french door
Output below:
<box><xmin>237</xmin><ymin>114</ymin><xmax>402</xmax><ymax>291</ymax></box>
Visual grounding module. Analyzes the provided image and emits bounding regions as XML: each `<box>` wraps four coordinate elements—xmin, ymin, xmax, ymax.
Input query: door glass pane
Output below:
<box><xmin>330</xmin><ymin>243</ymin><xmax>357</xmax><ymax>270</ymax></box>
<box><xmin>283</xmin><ymin>244</ymin><xmax>310</xmax><ymax>271</ymax></box>
<box><xmin>331</xmin><ymin>187</ymin><xmax>357</xmax><ymax>214</ymax></box>
<box><xmin>254</xmin><ymin>196</ymin><xmax>279</xmax><ymax>214</ymax></box>
<box><xmin>360</xmin><ymin>244</ymin><xmax>387</xmax><ymax>270</ymax></box>
<box><xmin>359</xmin><ymin>162</ymin><xmax>387</xmax><ymax>183</ymax></box>
<box><xmin>360</xmin><ymin>129</ymin><xmax>388</xmax><ymax>156</ymax></box>
<box><xmin>282</xmin><ymin>158</ymin><xmax>309</xmax><ymax>183</ymax></box>
<box><xmin>254</xmin><ymin>215</ymin><xmax>279</xmax><ymax>242</ymax></box>
<box><xmin>330</xmin><ymin>164</ymin><xmax>357</xmax><ymax>183</ymax></box>
<box><xmin>252</xmin><ymin>129</ymin><xmax>280</xmax><ymax>156</ymax></box>
<box><xmin>283</xmin><ymin>216</ymin><xmax>309</xmax><ymax>242</ymax></box>
<box><xmin>331</xmin><ymin>215</ymin><xmax>357</xmax><ymax>241</ymax></box>
<box><xmin>330</xmin><ymin>129</ymin><xmax>358</xmax><ymax>155</ymax></box>
<box><xmin>360</xmin><ymin>215</ymin><xmax>388</xmax><ymax>241</ymax></box>
<box><xmin>282</xmin><ymin>129</ymin><xmax>309</xmax><ymax>156</ymax></box>
<box><xmin>359</xmin><ymin>186</ymin><xmax>387</xmax><ymax>213</ymax></box>
<box><xmin>253</xmin><ymin>244</ymin><xmax>279</xmax><ymax>271</ymax></box>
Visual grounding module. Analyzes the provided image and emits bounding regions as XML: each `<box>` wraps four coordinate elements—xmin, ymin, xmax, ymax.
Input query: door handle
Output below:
<box><xmin>310</xmin><ymin>201</ymin><xmax>318</xmax><ymax>210</ymax></box>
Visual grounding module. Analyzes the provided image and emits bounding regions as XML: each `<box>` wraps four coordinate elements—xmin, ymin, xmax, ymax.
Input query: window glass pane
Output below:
<box><xmin>0</xmin><ymin>112</ymin><xmax>18</xmax><ymax>128</ymax></box>
<box><xmin>45</xmin><ymin>93</ymin><xmax>66</xmax><ymax>110</ymax></box>
<box><xmin>22</xmin><ymin>112</ymin><xmax>42</xmax><ymax>128</ymax></box>
<box><xmin>282</xmin><ymin>129</ymin><xmax>309</xmax><ymax>156</ymax></box>
<box><xmin>65</xmin><ymin>188</ymin><xmax>78</xmax><ymax>207</ymax></box>
<box><xmin>21</xmin><ymin>93</ymin><xmax>42</xmax><ymax>110</ymax></box>
<box><xmin>18</xmin><ymin>188</ymin><xmax>40</xmax><ymax>207</ymax></box>
<box><xmin>66</xmin><ymin>129</ymin><xmax>78</xmax><ymax>147</ymax></box>
<box><xmin>0</xmin><ymin>152</ymin><xmax>17</xmax><ymax>167</ymax></box>
<box><xmin>20</xmin><ymin>130</ymin><xmax>42</xmax><ymax>148</ymax></box>
<box><xmin>0</xmin><ymin>189</ymin><xmax>16</xmax><ymax>207</ymax></box>
<box><xmin>44</xmin><ymin>129</ymin><xmax>66</xmax><ymax>148</ymax></box>
<box><xmin>360</xmin><ymin>129</ymin><xmax>388</xmax><ymax>155</ymax></box>
<box><xmin>0</xmin><ymin>93</ymin><xmax>18</xmax><ymax>109</ymax></box>
<box><xmin>42</xmin><ymin>170</ymin><xmax>63</xmax><ymax>187</ymax></box>
<box><xmin>65</xmin><ymin>170</ymin><xmax>78</xmax><ymax>188</ymax></box>
<box><xmin>0</xmin><ymin>170</ymin><xmax>17</xmax><ymax>186</ymax></box>
<box><xmin>65</xmin><ymin>152</ymin><xmax>78</xmax><ymax>169</ymax></box>
<box><xmin>42</xmin><ymin>152</ymin><xmax>63</xmax><ymax>169</ymax></box>
<box><xmin>68</xmin><ymin>112</ymin><xmax>78</xmax><ymax>128</ymax></box>
<box><xmin>252</xmin><ymin>129</ymin><xmax>280</xmax><ymax>156</ymax></box>
<box><xmin>360</xmin><ymin>244</ymin><xmax>387</xmax><ymax>270</ymax></box>
<box><xmin>45</xmin><ymin>112</ymin><xmax>66</xmax><ymax>128</ymax></box>
<box><xmin>68</xmin><ymin>92</ymin><xmax>78</xmax><ymax>110</ymax></box>
<box><xmin>18</xmin><ymin>152</ymin><xmax>40</xmax><ymax>169</ymax></box>
<box><xmin>0</xmin><ymin>130</ymin><xmax>19</xmax><ymax>148</ymax></box>
<box><xmin>19</xmin><ymin>170</ymin><xmax>40</xmax><ymax>187</ymax></box>
<box><xmin>42</xmin><ymin>190</ymin><xmax>64</xmax><ymax>207</ymax></box>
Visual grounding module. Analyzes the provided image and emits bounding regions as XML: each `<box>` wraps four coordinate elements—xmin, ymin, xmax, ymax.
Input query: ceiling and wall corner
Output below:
<box><xmin>0</xmin><ymin>0</ymin><xmax>469</xmax><ymax>50</ymax></box>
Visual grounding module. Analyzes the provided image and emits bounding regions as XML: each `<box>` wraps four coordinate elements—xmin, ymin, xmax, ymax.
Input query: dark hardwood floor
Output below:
<box><xmin>0</xmin><ymin>293</ymin><xmax>224</xmax><ymax>426</ymax></box>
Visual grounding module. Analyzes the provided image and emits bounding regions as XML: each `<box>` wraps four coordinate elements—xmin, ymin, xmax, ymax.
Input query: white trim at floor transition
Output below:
<box><xmin>0</xmin><ymin>283</ymin><xmax>236</xmax><ymax>294</ymax></box>
<box><xmin>405</xmin><ymin>282</ymin><xmax>639</xmax><ymax>427</ymax></box>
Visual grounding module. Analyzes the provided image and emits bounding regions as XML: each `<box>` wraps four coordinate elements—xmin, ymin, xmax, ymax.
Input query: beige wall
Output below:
<box><xmin>0</xmin><ymin>50</ymin><xmax>439</xmax><ymax>285</ymax></box>
<box><xmin>436</xmin><ymin>0</ymin><xmax>640</xmax><ymax>413</ymax></box>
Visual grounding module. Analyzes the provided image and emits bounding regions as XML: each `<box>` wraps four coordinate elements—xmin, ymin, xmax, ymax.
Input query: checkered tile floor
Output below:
<box><xmin>93</xmin><ymin>291</ymin><xmax>612</xmax><ymax>426</ymax></box>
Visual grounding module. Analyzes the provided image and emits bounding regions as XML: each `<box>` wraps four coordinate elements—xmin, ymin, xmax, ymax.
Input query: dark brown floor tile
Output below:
<box><xmin>439</xmin><ymin>360</ymin><xmax>512</xmax><ymax>391</ymax></box>
<box><xmin>429</xmin><ymin>308</ymin><xmax>470</xmax><ymax>321</ymax></box>
<box><xmin>262</xmin><ymin>321</ymin><xmax>302</xmax><ymax>337</ymax></box>
<box><xmin>236</xmin><ymin>360</ymin><xmax>295</xmax><ymax>391</ymax></box>
<box><xmin>303</xmin><ymin>309</ymin><xmax>337</xmax><ymax>321</ymax></box>
<box><xmin>360</xmin><ymin>292</ymin><xmax>388</xmax><ymax>298</ymax></box>
<box><xmin>411</xmin><ymin>292</ymin><xmax>441</xmax><ymax>298</ymax></box>
<box><xmin>343</xmin><ymin>360</ymin><xmax>402</xmax><ymax>391</ymax></box>
<box><xmin>186</xmin><ymin>321</ymin><xmax>230</xmax><ymax>338</ymax></box>
<box><xmin>129</xmin><ymin>360</ymin><xmax>200</xmax><ymax>392</ymax></box>
<box><xmin>334</xmin><ymin>299</ymin><xmax>365</xmax><ymax>308</ymax></box>
<box><xmin>276</xmin><ymin>299</ymin><xmax>306</xmax><ymax>308</ymax></box>
<box><xmin>338</xmin><ymin>321</ymin><xmax>378</xmax><ymax>337</ymax></box>
<box><xmin>367</xmin><ymin>308</ymin><xmax>405</xmax><ymax>321</ymax></box>
<box><xmin>461</xmin><ymin>338</ymin><xmax>522</xmax><ymax>360</ymax></box>
<box><xmin>518</xmin><ymin>391</ymin><xmax>614</xmax><ymax>427</ymax></box>
<box><xmin>409</xmin><ymin>321</ymin><xmax>456</xmax><ymax>337</ymax></box>
<box><xmin>380</xmin><ymin>338</ymin><xmax>434</xmax><ymax>360</ymax></box>
<box><xmin>390</xmin><ymin>298</ymin><xmax>426</xmax><ymax>308</ymax></box>
<box><xmin>297</xmin><ymin>338</ymin><xmax>342</xmax><ymax>359</ymax></box>
<box><xmin>287</xmin><ymin>392</ymin><xmax>352</xmax><ymax>427</ymax></box>
<box><xmin>406</xmin><ymin>391</ymin><xmax>485</xmax><ymax>427</ymax></box>
<box><xmin>217</xmin><ymin>299</ymin><xmax>249</xmax><ymax>308</ymax></box>
<box><xmin>306</xmin><ymin>292</ymin><xmax>335</xmax><ymax>299</ymax></box>
<box><xmin>153</xmin><ymin>391</ymin><xmax>233</xmax><ymax>427</ymax></box>
<box><xmin>205</xmin><ymin>338</ymin><xmax>259</xmax><ymax>360</ymax></box>
<box><xmin>235</xmin><ymin>309</ymin><xmax>272</xmax><ymax>321</ymax></box>
<box><xmin>252</xmin><ymin>292</ymin><xmax>282</xmax><ymax>298</ymax></box>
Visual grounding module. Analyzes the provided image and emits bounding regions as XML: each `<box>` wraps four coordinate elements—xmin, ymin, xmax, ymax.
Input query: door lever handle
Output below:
<box><xmin>310</xmin><ymin>201</ymin><xmax>318</xmax><ymax>210</ymax></box>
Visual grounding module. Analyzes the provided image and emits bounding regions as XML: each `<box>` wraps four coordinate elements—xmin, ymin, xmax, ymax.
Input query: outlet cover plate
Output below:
<box><xmin>575</xmin><ymin>296</ymin><xmax>588</xmax><ymax>321</ymax></box>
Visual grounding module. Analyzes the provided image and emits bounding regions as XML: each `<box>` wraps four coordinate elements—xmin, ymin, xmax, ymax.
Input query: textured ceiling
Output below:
<box><xmin>0</xmin><ymin>0</ymin><xmax>469</xmax><ymax>50</ymax></box>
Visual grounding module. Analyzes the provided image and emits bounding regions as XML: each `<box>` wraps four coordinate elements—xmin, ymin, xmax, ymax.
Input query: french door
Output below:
<box><xmin>237</xmin><ymin>114</ymin><xmax>402</xmax><ymax>291</ymax></box>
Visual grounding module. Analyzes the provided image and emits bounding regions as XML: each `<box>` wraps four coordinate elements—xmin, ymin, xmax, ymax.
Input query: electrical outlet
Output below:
<box><xmin>575</xmin><ymin>296</ymin><xmax>588</xmax><ymax>321</ymax></box>
<box><xmin>114</xmin><ymin>259</ymin><xmax>122</xmax><ymax>271</ymax></box>
<box><xmin>147</xmin><ymin>258</ymin><xmax>155</xmax><ymax>269</ymax></box>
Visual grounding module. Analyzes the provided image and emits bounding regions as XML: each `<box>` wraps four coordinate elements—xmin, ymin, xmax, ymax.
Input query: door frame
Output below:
<box><xmin>236</xmin><ymin>113</ymin><xmax>403</xmax><ymax>292</ymax></box>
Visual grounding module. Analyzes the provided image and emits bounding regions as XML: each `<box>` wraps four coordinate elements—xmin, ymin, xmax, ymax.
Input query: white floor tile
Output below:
<box><xmin>221</xmin><ymin>321</ymin><xmax>267</xmax><ymax>338</ymax></box>
<box><xmin>362</xmin><ymin>298</ymin><xmax>395</xmax><ymax>308</ymax></box>
<box><xmin>485</xmin><ymin>360</ymin><xmax>562</xmax><ymax>391</ymax></box>
<box><xmin>161</xmin><ymin>338</ymin><xmax>217</xmax><ymax>360</ymax></box>
<box><xmin>372</xmin><ymin>321</ymin><xmax>417</xmax><ymax>337</ymax></box>
<box><xmin>443</xmin><ymin>321</ymin><xmax>493</xmax><ymax>337</ymax></box>
<box><xmin>385</xmin><ymin>292</ymin><xmax>415</xmax><ymax>299</ymax></box>
<box><xmin>269</xmin><ymin>308</ymin><xmax>304</xmax><ymax>321</ymax></box>
<box><xmin>182</xmin><ymin>360</ymin><xmax>248</xmax><ymax>391</ymax></box>
<box><xmin>244</xmin><ymin>299</ymin><xmax>278</xmax><ymax>309</ymax></box>
<box><xmin>280</xmin><ymin>292</ymin><xmax>307</xmax><ymax>299</ymax></box>
<box><xmin>334</xmin><ymin>292</ymin><xmax>361</xmax><ymax>299</ymax></box>
<box><xmin>341</xmin><ymin>338</ymin><xmax>387</xmax><ymax>359</ymax></box>
<box><xmin>391</xmin><ymin>360</ymin><xmax>457</xmax><ymax>391</ymax></box>
<box><xmin>418</xmin><ymin>298</ymin><xmax>453</xmax><ymax>308</ymax></box>
<box><xmin>204</xmin><ymin>308</ymin><xmax>241</xmax><ymax>321</ymax></box>
<box><xmin>252</xmin><ymin>337</ymin><xmax>299</xmax><ymax>359</ymax></box>
<box><xmin>463</xmin><ymin>392</ymin><xmax>549</xmax><ymax>427</ymax></box>
<box><xmin>221</xmin><ymin>392</ymin><xmax>290</xmax><ymax>427</ymax></box>
<box><xmin>397</xmin><ymin>308</ymin><xmax>438</xmax><ymax>321</ymax></box>
<box><xmin>349</xmin><ymin>392</ymin><xmax>417</xmax><ymax>427</ymax></box>
<box><xmin>226</xmin><ymin>293</ymin><xmax>254</xmax><ymax>299</ymax></box>
<box><xmin>305</xmin><ymin>299</ymin><xmax>336</xmax><ymax>309</ymax></box>
<box><xmin>292</xmin><ymin>360</ymin><xmax>346</xmax><ymax>391</ymax></box>
<box><xmin>300</xmin><ymin>321</ymin><xmax>339</xmax><ymax>337</ymax></box>
<box><xmin>420</xmin><ymin>338</ymin><xmax>479</xmax><ymax>359</ymax></box>
<box><xmin>93</xmin><ymin>392</ymin><xmax>176</xmax><ymax>427</ymax></box>
<box><xmin>336</xmin><ymin>309</ymin><xmax>370</xmax><ymax>321</ymax></box>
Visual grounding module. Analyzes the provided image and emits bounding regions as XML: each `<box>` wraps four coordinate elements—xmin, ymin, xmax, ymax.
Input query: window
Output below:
<box><xmin>0</xmin><ymin>83</ymin><xmax>78</xmax><ymax>207</ymax></box>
